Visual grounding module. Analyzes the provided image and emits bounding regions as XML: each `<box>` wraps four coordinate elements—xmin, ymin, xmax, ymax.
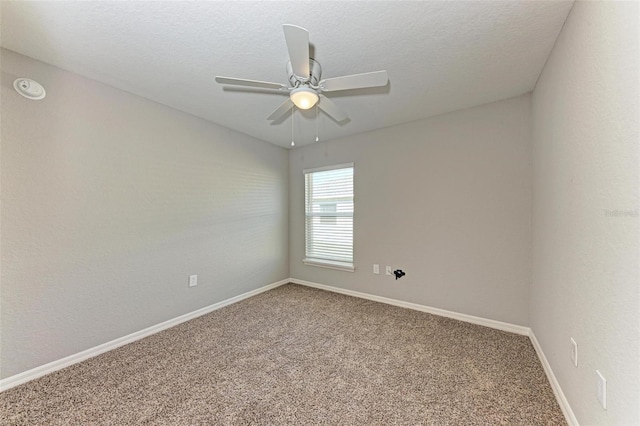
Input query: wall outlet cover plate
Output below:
<box><xmin>570</xmin><ymin>337</ymin><xmax>578</xmax><ymax>367</ymax></box>
<box><xmin>596</xmin><ymin>370</ymin><xmax>607</xmax><ymax>410</ymax></box>
<box><xmin>189</xmin><ymin>275</ymin><xmax>198</xmax><ymax>287</ymax></box>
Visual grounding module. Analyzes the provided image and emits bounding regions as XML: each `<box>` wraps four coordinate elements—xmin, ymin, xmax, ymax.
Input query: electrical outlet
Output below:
<box><xmin>189</xmin><ymin>274</ymin><xmax>198</xmax><ymax>287</ymax></box>
<box><xmin>596</xmin><ymin>370</ymin><xmax>607</xmax><ymax>409</ymax></box>
<box><xmin>386</xmin><ymin>266</ymin><xmax>392</xmax><ymax>276</ymax></box>
<box><xmin>373</xmin><ymin>264</ymin><xmax>379</xmax><ymax>274</ymax></box>
<box><xmin>570</xmin><ymin>338</ymin><xmax>578</xmax><ymax>367</ymax></box>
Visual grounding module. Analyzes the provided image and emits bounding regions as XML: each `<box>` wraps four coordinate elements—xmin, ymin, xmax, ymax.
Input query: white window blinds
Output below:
<box><xmin>304</xmin><ymin>164</ymin><xmax>354</xmax><ymax>268</ymax></box>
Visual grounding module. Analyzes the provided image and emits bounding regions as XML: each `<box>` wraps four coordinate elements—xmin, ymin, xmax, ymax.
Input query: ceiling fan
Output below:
<box><xmin>215</xmin><ymin>24</ymin><xmax>389</xmax><ymax>123</ymax></box>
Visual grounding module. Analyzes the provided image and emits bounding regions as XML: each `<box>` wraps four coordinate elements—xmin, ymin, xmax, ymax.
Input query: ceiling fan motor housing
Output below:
<box><xmin>288</xmin><ymin>59</ymin><xmax>322</xmax><ymax>87</ymax></box>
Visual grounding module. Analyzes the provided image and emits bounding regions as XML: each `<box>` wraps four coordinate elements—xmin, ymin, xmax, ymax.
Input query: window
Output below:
<box><xmin>304</xmin><ymin>164</ymin><xmax>354</xmax><ymax>271</ymax></box>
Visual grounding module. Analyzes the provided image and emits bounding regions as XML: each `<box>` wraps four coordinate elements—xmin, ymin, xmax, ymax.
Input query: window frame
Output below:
<box><xmin>303</xmin><ymin>163</ymin><xmax>355</xmax><ymax>272</ymax></box>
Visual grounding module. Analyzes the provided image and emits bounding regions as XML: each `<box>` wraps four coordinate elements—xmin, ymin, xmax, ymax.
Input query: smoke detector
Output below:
<box><xmin>13</xmin><ymin>78</ymin><xmax>46</xmax><ymax>100</ymax></box>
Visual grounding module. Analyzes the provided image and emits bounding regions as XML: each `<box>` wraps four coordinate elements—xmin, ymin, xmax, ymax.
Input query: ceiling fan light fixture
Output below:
<box><xmin>290</xmin><ymin>87</ymin><xmax>319</xmax><ymax>110</ymax></box>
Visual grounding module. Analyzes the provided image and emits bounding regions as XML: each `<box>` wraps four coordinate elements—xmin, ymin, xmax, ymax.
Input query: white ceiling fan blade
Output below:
<box><xmin>283</xmin><ymin>24</ymin><xmax>310</xmax><ymax>78</ymax></box>
<box><xmin>267</xmin><ymin>98</ymin><xmax>294</xmax><ymax>121</ymax></box>
<box><xmin>215</xmin><ymin>76</ymin><xmax>287</xmax><ymax>90</ymax></box>
<box><xmin>320</xmin><ymin>70</ymin><xmax>388</xmax><ymax>92</ymax></box>
<box><xmin>318</xmin><ymin>95</ymin><xmax>349</xmax><ymax>122</ymax></box>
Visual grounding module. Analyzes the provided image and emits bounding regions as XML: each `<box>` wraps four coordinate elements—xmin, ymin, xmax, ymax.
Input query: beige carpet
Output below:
<box><xmin>0</xmin><ymin>284</ymin><xmax>565</xmax><ymax>425</ymax></box>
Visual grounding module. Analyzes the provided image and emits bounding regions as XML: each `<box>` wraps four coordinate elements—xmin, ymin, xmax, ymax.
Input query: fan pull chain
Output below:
<box><xmin>315</xmin><ymin>104</ymin><xmax>319</xmax><ymax>142</ymax></box>
<box><xmin>291</xmin><ymin>107</ymin><xmax>295</xmax><ymax>147</ymax></box>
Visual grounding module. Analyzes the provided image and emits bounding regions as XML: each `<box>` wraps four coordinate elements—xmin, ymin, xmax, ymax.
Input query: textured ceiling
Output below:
<box><xmin>1</xmin><ymin>1</ymin><xmax>573</xmax><ymax>148</ymax></box>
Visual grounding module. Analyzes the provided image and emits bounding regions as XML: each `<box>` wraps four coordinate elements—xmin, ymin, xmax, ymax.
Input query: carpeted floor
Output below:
<box><xmin>0</xmin><ymin>284</ymin><xmax>565</xmax><ymax>425</ymax></box>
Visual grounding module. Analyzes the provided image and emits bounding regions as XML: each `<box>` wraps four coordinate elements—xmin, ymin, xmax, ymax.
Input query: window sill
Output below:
<box><xmin>303</xmin><ymin>258</ymin><xmax>355</xmax><ymax>272</ymax></box>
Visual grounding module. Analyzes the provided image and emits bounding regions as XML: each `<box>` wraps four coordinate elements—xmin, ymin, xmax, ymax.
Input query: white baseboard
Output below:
<box><xmin>0</xmin><ymin>278</ymin><xmax>289</xmax><ymax>392</ymax></box>
<box><xmin>529</xmin><ymin>329</ymin><xmax>579</xmax><ymax>426</ymax></box>
<box><xmin>290</xmin><ymin>278</ymin><xmax>530</xmax><ymax>335</ymax></box>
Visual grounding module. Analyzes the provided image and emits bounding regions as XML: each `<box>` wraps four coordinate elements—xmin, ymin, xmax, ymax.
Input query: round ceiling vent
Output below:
<box><xmin>13</xmin><ymin>78</ymin><xmax>46</xmax><ymax>100</ymax></box>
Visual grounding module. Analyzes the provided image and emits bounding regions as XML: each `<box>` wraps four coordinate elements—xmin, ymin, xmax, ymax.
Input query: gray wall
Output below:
<box><xmin>0</xmin><ymin>49</ymin><xmax>289</xmax><ymax>379</ymax></box>
<box><xmin>289</xmin><ymin>95</ymin><xmax>532</xmax><ymax>326</ymax></box>
<box><xmin>530</xmin><ymin>2</ymin><xmax>639</xmax><ymax>424</ymax></box>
